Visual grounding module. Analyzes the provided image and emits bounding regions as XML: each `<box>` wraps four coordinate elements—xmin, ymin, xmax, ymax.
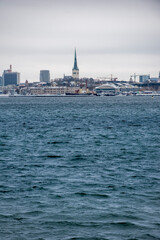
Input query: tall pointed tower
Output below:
<box><xmin>72</xmin><ymin>49</ymin><xmax>79</xmax><ymax>79</ymax></box>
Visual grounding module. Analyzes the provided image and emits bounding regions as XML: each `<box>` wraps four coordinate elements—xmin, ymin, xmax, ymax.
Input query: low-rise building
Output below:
<box><xmin>44</xmin><ymin>87</ymin><xmax>66</xmax><ymax>95</ymax></box>
<box><xmin>30</xmin><ymin>86</ymin><xmax>80</xmax><ymax>95</ymax></box>
<box><xmin>30</xmin><ymin>87</ymin><xmax>45</xmax><ymax>95</ymax></box>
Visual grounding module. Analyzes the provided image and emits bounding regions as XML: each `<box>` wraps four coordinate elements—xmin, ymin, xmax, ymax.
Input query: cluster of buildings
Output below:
<box><xmin>0</xmin><ymin>49</ymin><xmax>160</xmax><ymax>96</ymax></box>
<box><xmin>130</xmin><ymin>73</ymin><xmax>160</xmax><ymax>83</ymax></box>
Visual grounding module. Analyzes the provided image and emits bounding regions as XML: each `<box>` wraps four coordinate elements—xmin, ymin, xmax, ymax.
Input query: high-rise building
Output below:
<box><xmin>40</xmin><ymin>70</ymin><xmax>50</xmax><ymax>83</ymax></box>
<box><xmin>0</xmin><ymin>76</ymin><xmax>2</xmax><ymax>86</ymax></box>
<box><xmin>72</xmin><ymin>49</ymin><xmax>79</xmax><ymax>79</ymax></box>
<box><xmin>2</xmin><ymin>65</ymin><xmax>20</xmax><ymax>86</ymax></box>
<box><xmin>3</xmin><ymin>72</ymin><xmax>20</xmax><ymax>86</ymax></box>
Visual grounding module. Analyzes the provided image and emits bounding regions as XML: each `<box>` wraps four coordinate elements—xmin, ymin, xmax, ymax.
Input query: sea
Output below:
<box><xmin>0</xmin><ymin>96</ymin><xmax>160</xmax><ymax>240</ymax></box>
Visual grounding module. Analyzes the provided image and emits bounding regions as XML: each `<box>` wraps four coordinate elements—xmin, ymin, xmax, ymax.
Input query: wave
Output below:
<box><xmin>46</xmin><ymin>155</ymin><xmax>62</xmax><ymax>158</ymax></box>
<box><xmin>75</xmin><ymin>192</ymin><xmax>109</xmax><ymax>198</ymax></box>
<box><xmin>47</xmin><ymin>141</ymin><xmax>69</xmax><ymax>144</ymax></box>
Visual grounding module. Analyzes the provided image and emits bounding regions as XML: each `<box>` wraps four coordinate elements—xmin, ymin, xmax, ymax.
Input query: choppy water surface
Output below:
<box><xmin>0</xmin><ymin>96</ymin><xmax>160</xmax><ymax>240</ymax></box>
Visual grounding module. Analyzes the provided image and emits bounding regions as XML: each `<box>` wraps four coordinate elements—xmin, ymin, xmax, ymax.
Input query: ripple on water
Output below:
<box><xmin>0</xmin><ymin>96</ymin><xmax>160</xmax><ymax>240</ymax></box>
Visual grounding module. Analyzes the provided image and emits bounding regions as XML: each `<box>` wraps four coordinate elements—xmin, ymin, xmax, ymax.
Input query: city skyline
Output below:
<box><xmin>0</xmin><ymin>0</ymin><xmax>160</xmax><ymax>82</ymax></box>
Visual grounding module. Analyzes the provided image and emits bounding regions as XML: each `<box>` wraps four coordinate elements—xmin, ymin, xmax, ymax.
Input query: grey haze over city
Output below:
<box><xmin>0</xmin><ymin>0</ymin><xmax>160</xmax><ymax>82</ymax></box>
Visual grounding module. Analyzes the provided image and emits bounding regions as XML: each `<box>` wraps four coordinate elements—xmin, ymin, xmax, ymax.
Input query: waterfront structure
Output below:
<box><xmin>40</xmin><ymin>70</ymin><xmax>50</xmax><ymax>83</ymax></box>
<box><xmin>119</xmin><ymin>83</ymin><xmax>139</xmax><ymax>93</ymax></box>
<box><xmin>95</xmin><ymin>84</ymin><xmax>118</xmax><ymax>95</ymax></box>
<box><xmin>95</xmin><ymin>83</ymin><xmax>140</xmax><ymax>95</ymax></box>
<box><xmin>72</xmin><ymin>49</ymin><xmax>79</xmax><ymax>79</ymax></box>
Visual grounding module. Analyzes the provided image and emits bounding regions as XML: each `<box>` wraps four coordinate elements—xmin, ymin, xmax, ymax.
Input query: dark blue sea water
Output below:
<box><xmin>0</xmin><ymin>96</ymin><xmax>160</xmax><ymax>240</ymax></box>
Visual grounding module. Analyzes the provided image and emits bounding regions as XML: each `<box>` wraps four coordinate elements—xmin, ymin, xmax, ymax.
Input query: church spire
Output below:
<box><xmin>73</xmin><ymin>48</ymin><xmax>79</xmax><ymax>70</ymax></box>
<box><xmin>72</xmin><ymin>48</ymin><xmax>79</xmax><ymax>79</ymax></box>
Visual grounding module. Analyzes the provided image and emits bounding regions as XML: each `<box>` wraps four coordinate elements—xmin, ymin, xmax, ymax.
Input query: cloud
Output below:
<box><xmin>0</xmin><ymin>0</ymin><xmax>160</xmax><ymax>81</ymax></box>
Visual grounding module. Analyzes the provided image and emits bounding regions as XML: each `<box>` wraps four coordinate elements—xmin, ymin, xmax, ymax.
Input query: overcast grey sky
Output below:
<box><xmin>0</xmin><ymin>0</ymin><xmax>160</xmax><ymax>82</ymax></box>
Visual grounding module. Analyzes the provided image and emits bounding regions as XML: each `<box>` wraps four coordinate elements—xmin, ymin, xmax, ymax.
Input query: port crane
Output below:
<box><xmin>97</xmin><ymin>74</ymin><xmax>117</xmax><ymax>81</ymax></box>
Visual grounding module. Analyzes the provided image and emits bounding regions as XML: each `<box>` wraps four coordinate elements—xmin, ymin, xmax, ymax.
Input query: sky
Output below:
<box><xmin>0</xmin><ymin>0</ymin><xmax>160</xmax><ymax>82</ymax></box>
